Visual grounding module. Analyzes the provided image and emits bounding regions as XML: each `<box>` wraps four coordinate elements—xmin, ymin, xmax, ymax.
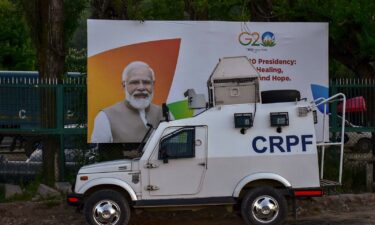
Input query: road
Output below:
<box><xmin>0</xmin><ymin>193</ymin><xmax>374</xmax><ymax>225</ymax></box>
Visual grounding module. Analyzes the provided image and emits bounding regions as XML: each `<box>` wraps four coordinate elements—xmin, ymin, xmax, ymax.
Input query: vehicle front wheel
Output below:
<box><xmin>241</xmin><ymin>186</ymin><xmax>287</xmax><ymax>225</ymax></box>
<box><xmin>84</xmin><ymin>189</ymin><xmax>131</xmax><ymax>225</ymax></box>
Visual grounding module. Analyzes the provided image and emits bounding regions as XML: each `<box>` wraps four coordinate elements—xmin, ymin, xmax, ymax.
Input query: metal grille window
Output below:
<box><xmin>159</xmin><ymin>127</ymin><xmax>195</xmax><ymax>160</ymax></box>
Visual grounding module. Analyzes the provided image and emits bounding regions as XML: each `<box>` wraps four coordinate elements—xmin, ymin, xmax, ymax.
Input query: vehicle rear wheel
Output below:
<box><xmin>84</xmin><ymin>189</ymin><xmax>131</xmax><ymax>225</ymax></box>
<box><xmin>356</xmin><ymin>138</ymin><xmax>372</xmax><ymax>153</ymax></box>
<box><xmin>241</xmin><ymin>186</ymin><xmax>287</xmax><ymax>225</ymax></box>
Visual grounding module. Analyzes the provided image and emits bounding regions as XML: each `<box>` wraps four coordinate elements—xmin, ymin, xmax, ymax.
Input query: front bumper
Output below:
<box><xmin>67</xmin><ymin>193</ymin><xmax>84</xmax><ymax>206</ymax></box>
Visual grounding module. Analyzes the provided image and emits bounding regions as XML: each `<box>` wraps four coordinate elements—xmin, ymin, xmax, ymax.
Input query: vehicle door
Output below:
<box><xmin>147</xmin><ymin>126</ymin><xmax>207</xmax><ymax>196</ymax></box>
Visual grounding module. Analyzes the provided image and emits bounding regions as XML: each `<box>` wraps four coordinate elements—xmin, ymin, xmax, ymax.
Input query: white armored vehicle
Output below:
<box><xmin>68</xmin><ymin>56</ymin><xmax>346</xmax><ymax>225</ymax></box>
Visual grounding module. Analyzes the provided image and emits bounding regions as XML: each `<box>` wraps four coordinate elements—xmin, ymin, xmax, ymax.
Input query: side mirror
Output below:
<box><xmin>184</xmin><ymin>89</ymin><xmax>206</xmax><ymax>109</ymax></box>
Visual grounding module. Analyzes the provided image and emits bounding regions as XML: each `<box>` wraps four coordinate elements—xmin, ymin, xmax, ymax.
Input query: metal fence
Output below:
<box><xmin>330</xmin><ymin>78</ymin><xmax>375</xmax><ymax>153</ymax></box>
<box><xmin>329</xmin><ymin>78</ymin><xmax>375</xmax><ymax>191</ymax></box>
<box><xmin>0</xmin><ymin>76</ymin><xmax>88</xmax><ymax>183</ymax></box>
<box><xmin>0</xmin><ymin>76</ymin><xmax>374</xmax><ymax>185</ymax></box>
<box><xmin>331</xmin><ymin>79</ymin><xmax>375</xmax><ymax>130</ymax></box>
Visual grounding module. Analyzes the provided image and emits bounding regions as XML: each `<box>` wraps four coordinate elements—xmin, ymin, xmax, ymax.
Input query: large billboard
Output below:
<box><xmin>88</xmin><ymin>20</ymin><xmax>328</xmax><ymax>143</ymax></box>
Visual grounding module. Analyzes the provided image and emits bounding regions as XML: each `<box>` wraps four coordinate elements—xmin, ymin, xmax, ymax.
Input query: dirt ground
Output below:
<box><xmin>1</xmin><ymin>193</ymin><xmax>375</xmax><ymax>225</ymax></box>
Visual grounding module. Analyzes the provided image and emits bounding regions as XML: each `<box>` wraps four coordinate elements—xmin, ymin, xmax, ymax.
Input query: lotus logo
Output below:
<box><xmin>261</xmin><ymin>32</ymin><xmax>276</xmax><ymax>47</ymax></box>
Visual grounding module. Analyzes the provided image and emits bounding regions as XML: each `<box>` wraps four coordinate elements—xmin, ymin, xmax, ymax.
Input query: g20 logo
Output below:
<box><xmin>239</xmin><ymin>31</ymin><xmax>276</xmax><ymax>47</ymax></box>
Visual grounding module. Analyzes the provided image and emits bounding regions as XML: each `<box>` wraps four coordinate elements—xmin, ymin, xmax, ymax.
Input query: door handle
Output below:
<box><xmin>145</xmin><ymin>163</ymin><xmax>159</xmax><ymax>169</ymax></box>
<box><xmin>198</xmin><ymin>162</ymin><xmax>206</xmax><ymax>166</ymax></box>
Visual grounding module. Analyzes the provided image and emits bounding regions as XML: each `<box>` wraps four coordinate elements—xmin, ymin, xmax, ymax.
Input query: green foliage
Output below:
<box><xmin>137</xmin><ymin>0</ymin><xmax>185</xmax><ymax>20</ymax></box>
<box><xmin>273</xmin><ymin>0</ymin><xmax>375</xmax><ymax>78</ymax></box>
<box><xmin>70</xmin><ymin>7</ymin><xmax>89</xmax><ymax>50</ymax></box>
<box><xmin>2</xmin><ymin>179</ymin><xmax>40</xmax><ymax>202</ymax></box>
<box><xmin>65</xmin><ymin>48</ymin><xmax>87</xmax><ymax>73</ymax></box>
<box><xmin>19</xmin><ymin>0</ymin><xmax>88</xmax><ymax>74</ymax></box>
<box><xmin>0</xmin><ymin>0</ymin><xmax>36</xmax><ymax>70</ymax></box>
<box><xmin>17</xmin><ymin>179</ymin><xmax>40</xmax><ymax>200</ymax></box>
<box><xmin>65</xmin><ymin>0</ymin><xmax>89</xmax><ymax>44</ymax></box>
<box><xmin>274</xmin><ymin>0</ymin><xmax>375</xmax><ymax>54</ymax></box>
<box><xmin>208</xmin><ymin>0</ymin><xmax>249</xmax><ymax>21</ymax></box>
<box><xmin>89</xmin><ymin>0</ymin><xmax>248</xmax><ymax>21</ymax></box>
<box><xmin>330</xmin><ymin>59</ymin><xmax>356</xmax><ymax>78</ymax></box>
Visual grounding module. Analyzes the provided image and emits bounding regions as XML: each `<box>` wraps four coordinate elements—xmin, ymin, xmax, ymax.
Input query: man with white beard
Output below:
<box><xmin>91</xmin><ymin>61</ymin><xmax>163</xmax><ymax>143</ymax></box>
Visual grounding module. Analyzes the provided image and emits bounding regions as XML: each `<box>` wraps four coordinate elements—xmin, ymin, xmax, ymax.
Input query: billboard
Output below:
<box><xmin>88</xmin><ymin>20</ymin><xmax>328</xmax><ymax>143</ymax></box>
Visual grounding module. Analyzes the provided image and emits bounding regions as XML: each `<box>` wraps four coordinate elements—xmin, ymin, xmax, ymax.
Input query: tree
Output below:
<box><xmin>86</xmin><ymin>0</ymin><xmax>375</xmax><ymax>78</ymax></box>
<box><xmin>272</xmin><ymin>0</ymin><xmax>375</xmax><ymax>78</ymax></box>
<box><xmin>21</xmin><ymin>0</ymin><xmax>87</xmax><ymax>79</ymax></box>
<box><xmin>89</xmin><ymin>0</ymin><xmax>247</xmax><ymax>21</ymax></box>
<box><xmin>90</xmin><ymin>0</ymin><xmax>129</xmax><ymax>19</ymax></box>
<box><xmin>0</xmin><ymin>0</ymin><xmax>35</xmax><ymax>70</ymax></box>
<box><xmin>66</xmin><ymin>48</ymin><xmax>87</xmax><ymax>73</ymax></box>
<box><xmin>20</xmin><ymin>0</ymin><xmax>87</xmax><ymax>183</ymax></box>
<box><xmin>248</xmin><ymin>0</ymin><xmax>275</xmax><ymax>21</ymax></box>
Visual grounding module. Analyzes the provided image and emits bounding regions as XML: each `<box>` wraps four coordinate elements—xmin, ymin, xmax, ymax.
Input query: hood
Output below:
<box><xmin>78</xmin><ymin>159</ymin><xmax>132</xmax><ymax>174</ymax></box>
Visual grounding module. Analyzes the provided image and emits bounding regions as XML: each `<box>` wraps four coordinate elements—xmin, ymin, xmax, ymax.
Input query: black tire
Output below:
<box><xmin>241</xmin><ymin>186</ymin><xmax>287</xmax><ymax>225</ymax></box>
<box><xmin>84</xmin><ymin>190</ymin><xmax>131</xmax><ymax>225</ymax></box>
<box><xmin>356</xmin><ymin>138</ymin><xmax>372</xmax><ymax>153</ymax></box>
<box><xmin>261</xmin><ymin>90</ymin><xmax>300</xmax><ymax>104</ymax></box>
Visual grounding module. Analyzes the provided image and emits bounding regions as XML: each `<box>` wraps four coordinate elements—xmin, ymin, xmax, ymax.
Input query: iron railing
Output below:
<box><xmin>0</xmin><ymin>76</ymin><xmax>374</xmax><ymax>183</ymax></box>
<box><xmin>0</xmin><ymin>76</ymin><xmax>87</xmax><ymax>181</ymax></box>
<box><xmin>330</xmin><ymin>78</ymin><xmax>375</xmax><ymax>132</ymax></box>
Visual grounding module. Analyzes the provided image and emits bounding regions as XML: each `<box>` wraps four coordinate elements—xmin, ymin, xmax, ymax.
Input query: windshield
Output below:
<box><xmin>141</xmin><ymin>129</ymin><xmax>156</xmax><ymax>154</ymax></box>
<box><xmin>120</xmin><ymin>128</ymin><xmax>155</xmax><ymax>160</ymax></box>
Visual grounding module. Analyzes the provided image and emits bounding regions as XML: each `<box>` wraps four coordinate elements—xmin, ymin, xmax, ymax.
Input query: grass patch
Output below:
<box><xmin>4</xmin><ymin>178</ymin><xmax>41</xmax><ymax>202</ymax></box>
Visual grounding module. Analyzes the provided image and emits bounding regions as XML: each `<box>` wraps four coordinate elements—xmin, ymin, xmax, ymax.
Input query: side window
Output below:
<box><xmin>159</xmin><ymin>127</ymin><xmax>195</xmax><ymax>160</ymax></box>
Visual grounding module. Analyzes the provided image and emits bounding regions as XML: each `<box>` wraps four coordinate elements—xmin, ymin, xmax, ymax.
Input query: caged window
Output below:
<box><xmin>159</xmin><ymin>127</ymin><xmax>195</xmax><ymax>160</ymax></box>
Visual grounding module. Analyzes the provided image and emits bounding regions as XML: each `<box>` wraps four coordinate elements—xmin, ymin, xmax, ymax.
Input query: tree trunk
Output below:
<box><xmin>36</xmin><ymin>0</ymin><xmax>65</xmax><ymax>184</ymax></box>
<box><xmin>21</xmin><ymin>0</ymin><xmax>86</xmax><ymax>183</ymax></box>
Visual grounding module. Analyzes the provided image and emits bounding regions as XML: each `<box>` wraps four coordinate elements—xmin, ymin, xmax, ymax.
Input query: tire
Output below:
<box><xmin>261</xmin><ymin>90</ymin><xmax>300</xmax><ymax>104</ymax></box>
<box><xmin>356</xmin><ymin>138</ymin><xmax>372</xmax><ymax>153</ymax></box>
<box><xmin>84</xmin><ymin>190</ymin><xmax>131</xmax><ymax>225</ymax></box>
<box><xmin>241</xmin><ymin>186</ymin><xmax>287</xmax><ymax>225</ymax></box>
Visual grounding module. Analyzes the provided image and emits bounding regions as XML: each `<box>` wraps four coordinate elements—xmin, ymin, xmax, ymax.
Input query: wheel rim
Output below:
<box><xmin>92</xmin><ymin>200</ymin><xmax>121</xmax><ymax>225</ymax></box>
<box><xmin>251</xmin><ymin>195</ymin><xmax>279</xmax><ymax>224</ymax></box>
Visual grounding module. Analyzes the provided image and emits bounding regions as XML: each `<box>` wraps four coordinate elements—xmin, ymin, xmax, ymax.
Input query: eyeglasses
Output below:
<box><xmin>124</xmin><ymin>79</ymin><xmax>153</xmax><ymax>86</ymax></box>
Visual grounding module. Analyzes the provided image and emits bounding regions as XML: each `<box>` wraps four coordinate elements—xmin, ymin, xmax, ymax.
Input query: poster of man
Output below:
<box><xmin>87</xmin><ymin>35</ymin><xmax>181</xmax><ymax>145</ymax></box>
<box><xmin>88</xmin><ymin>20</ymin><xmax>328</xmax><ymax>144</ymax></box>
<box><xmin>91</xmin><ymin>61</ymin><xmax>163</xmax><ymax>143</ymax></box>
